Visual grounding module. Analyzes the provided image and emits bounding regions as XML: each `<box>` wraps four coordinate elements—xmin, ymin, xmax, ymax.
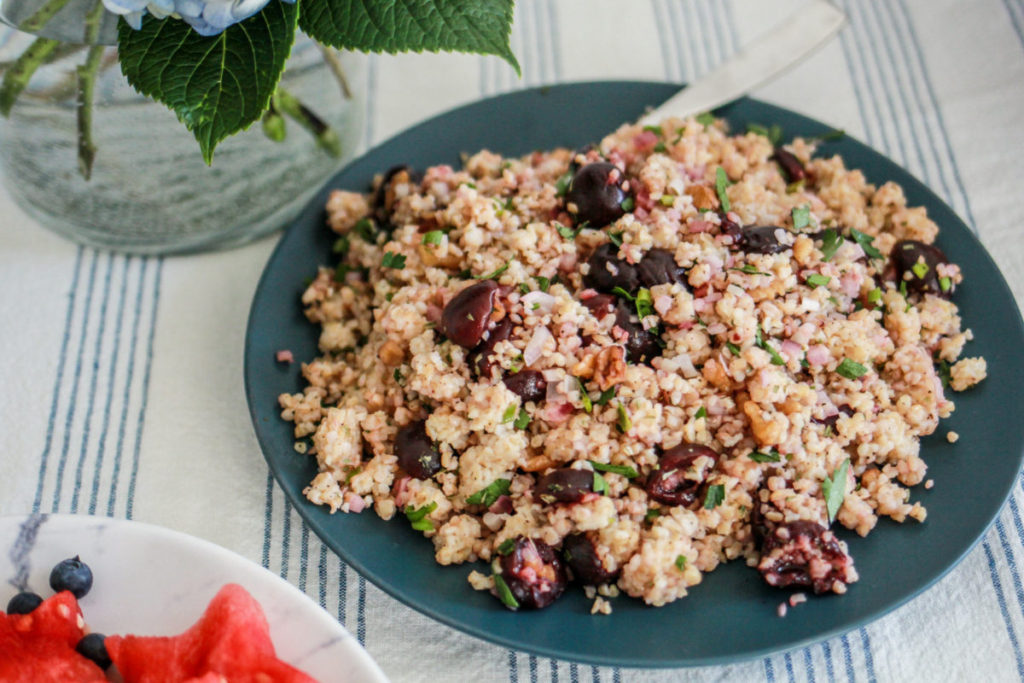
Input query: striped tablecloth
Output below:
<box><xmin>2</xmin><ymin>0</ymin><xmax>1023</xmax><ymax>680</ymax></box>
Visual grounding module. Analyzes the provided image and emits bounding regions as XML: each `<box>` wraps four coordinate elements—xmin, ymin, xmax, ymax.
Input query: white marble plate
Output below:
<box><xmin>0</xmin><ymin>514</ymin><xmax>388</xmax><ymax>683</ymax></box>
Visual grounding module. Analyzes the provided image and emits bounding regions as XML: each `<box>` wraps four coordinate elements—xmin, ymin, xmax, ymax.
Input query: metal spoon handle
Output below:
<box><xmin>638</xmin><ymin>0</ymin><xmax>846</xmax><ymax>126</ymax></box>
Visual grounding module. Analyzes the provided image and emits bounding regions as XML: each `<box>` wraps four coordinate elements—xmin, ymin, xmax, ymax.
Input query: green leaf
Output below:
<box><xmin>820</xmin><ymin>228</ymin><xmax>842</xmax><ymax>261</ymax></box>
<box><xmin>422</xmin><ymin>230</ymin><xmax>445</xmax><ymax>245</ymax></box>
<box><xmin>497</xmin><ymin>538</ymin><xmax>515</xmax><ymax>555</ymax></box>
<box><xmin>696</xmin><ymin>112</ymin><xmax>715</xmax><ymax>127</ymax></box>
<box><xmin>576</xmin><ymin>377</ymin><xmax>592</xmax><ymax>413</ymax></box>
<box><xmin>595</xmin><ymin>387</ymin><xmax>616</xmax><ymax>406</ymax></box>
<box><xmin>492</xmin><ymin>572</ymin><xmax>520</xmax><ymax>609</ymax></box>
<box><xmin>501</xmin><ymin>404</ymin><xmax>517</xmax><ymax>423</ymax></box>
<box><xmin>513</xmin><ymin>407</ymin><xmax>530</xmax><ymax>430</ymax></box>
<box><xmin>607</xmin><ymin>231</ymin><xmax>624</xmax><ymax>247</ymax></box>
<box><xmin>749</xmin><ymin>449</ymin><xmax>781</xmax><ymax>463</ymax></box>
<box><xmin>703</xmin><ymin>484</ymin><xmax>725</xmax><ymax>509</ymax></box>
<box><xmin>792</xmin><ymin>204</ymin><xmax>811</xmax><ymax>230</ymax></box>
<box><xmin>694</xmin><ymin>406</ymin><xmax>707</xmax><ymax>419</ymax></box>
<box><xmin>806</xmin><ymin>273</ymin><xmax>831</xmax><ymax>288</ymax></box>
<box><xmin>382</xmin><ymin>251</ymin><xmax>406</xmax><ymax>269</ymax></box>
<box><xmin>117</xmin><ymin>5</ymin><xmax>298</xmax><ymax>164</ymax></box>
<box><xmin>823</xmin><ymin>458</ymin><xmax>850</xmax><ymax>523</ymax></box>
<box><xmin>466</xmin><ymin>479</ymin><xmax>511</xmax><ymax>507</ymax></box>
<box><xmin>836</xmin><ymin>357</ymin><xmax>868</xmax><ymax>380</ymax></box>
<box><xmin>620</xmin><ymin>196</ymin><xmax>635</xmax><ymax>212</ymax></box>
<box><xmin>299</xmin><ymin>0</ymin><xmax>519</xmax><ymax>74</ymax></box>
<box><xmin>635</xmin><ymin>288</ymin><xmax>655</xmax><ymax>319</ymax></box>
<box><xmin>590</xmin><ymin>461</ymin><xmax>639</xmax><ymax>479</ymax></box>
<box><xmin>592</xmin><ymin>472</ymin><xmax>610</xmax><ymax>496</ymax></box>
<box><xmin>616</xmin><ymin>402</ymin><xmax>631</xmax><ymax>433</ymax></box>
<box><xmin>474</xmin><ymin>259</ymin><xmax>512</xmax><ymax>280</ymax></box>
<box><xmin>675</xmin><ymin>555</ymin><xmax>687</xmax><ymax>571</ymax></box>
<box><xmin>715</xmin><ymin>167</ymin><xmax>731</xmax><ymax>212</ymax></box>
<box><xmin>849</xmin><ymin>228</ymin><xmax>883</xmax><ymax>259</ymax></box>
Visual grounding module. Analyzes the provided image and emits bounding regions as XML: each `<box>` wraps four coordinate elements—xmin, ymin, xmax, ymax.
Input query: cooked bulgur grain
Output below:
<box><xmin>280</xmin><ymin>114</ymin><xmax>984</xmax><ymax>610</ymax></box>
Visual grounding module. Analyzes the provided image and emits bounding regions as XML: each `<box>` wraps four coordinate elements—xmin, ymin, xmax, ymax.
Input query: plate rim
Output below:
<box><xmin>244</xmin><ymin>79</ymin><xmax>1024</xmax><ymax>669</ymax></box>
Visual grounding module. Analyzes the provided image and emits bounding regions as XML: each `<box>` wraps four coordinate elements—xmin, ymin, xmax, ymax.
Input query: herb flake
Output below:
<box><xmin>850</xmin><ymin>228</ymin><xmax>883</xmax><ymax>259</ymax></box>
<box><xmin>557</xmin><ymin>224</ymin><xmax>582</xmax><ymax>240</ymax></box>
<box><xmin>620</xmin><ymin>196</ymin><xmax>635</xmax><ymax>212</ymax></box>
<box><xmin>696</xmin><ymin>112</ymin><xmax>715</xmax><ymax>127</ymax></box>
<box><xmin>421</xmin><ymin>230</ymin><xmax>444</xmax><ymax>246</ymax></box>
<box><xmin>715</xmin><ymin>167</ymin><xmax>732</xmax><ymax>212</ymax></box>
<box><xmin>695</xmin><ymin>406</ymin><xmax>707</xmax><ymax>419</ymax></box>
<box><xmin>576</xmin><ymin>377</ymin><xmax>593</xmax><ymax>413</ymax></box>
<box><xmin>836</xmin><ymin>357</ymin><xmax>868</xmax><ymax>380</ymax></box>
<box><xmin>592</xmin><ymin>472</ymin><xmax>610</xmax><ymax>496</ymax></box>
<box><xmin>590</xmin><ymin>461</ymin><xmax>639</xmax><ymax>479</ymax></box>
<box><xmin>616</xmin><ymin>402</ymin><xmax>631</xmax><ymax>433</ymax></box>
<box><xmin>675</xmin><ymin>555</ymin><xmax>687</xmax><ymax>571</ymax></box>
<box><xmin>703</xmin><ymin>484</ymin><xmax>725</xmax><ymax>509</ymax></box>
<box><xmin>749</xmin><ymin>449</ymin><xmax>781</xmax><ymax>463</ymax></box>
<box><xmin>806</xmin><ymin>273</ymin><xmax>831</xmax><ymax>288</ymax></box>
<box><xmin>381</xmin><ymin>251</ymin><xmax>406</xmax><ymax>269</ymax></box>
<box><xmin>823</xmin><ymin>458</ymin><xmax>850</xmax><ymax>523</ymax></box>
<box><xmin>821</xmin><ymin>228</ymin><xmax>842</xmax><ymax>261</ymax></box>
<box><xmin>466</xmin><ymin>479</ymin><xmax>511</xmax><ymax>507</ymax></box>
<box><xmin>492</xmin><ymin>573</ymin><xmax>520</xmax><ymax>610</ymax></box>
<box><xmin>474</xmin><ymin>259</ymin><xmax>512</xmax><ymax>280</ymax></box>
<box><xmin>513</xmin><ymin>408</ymin><xmax>531</xmax><ymax>430</ymax></box>
<box><xmin>792</xmin><ymin>204</ymin><xmax>811</xmax><ymax>230</ymax></box>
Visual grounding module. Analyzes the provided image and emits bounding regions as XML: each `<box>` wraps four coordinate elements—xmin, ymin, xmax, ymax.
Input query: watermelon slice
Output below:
<box><xmin>106</xmin><ymin>583</ymin><xmax>316</xmax><ymax>683</ymax></box>
<box><xmin>0</xmin><ymin>590</ymin><xmax>107</xmax><ymax>682</ymax></box>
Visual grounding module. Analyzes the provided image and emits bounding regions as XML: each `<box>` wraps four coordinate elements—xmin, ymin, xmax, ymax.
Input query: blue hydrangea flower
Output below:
<box><xmin>102</xmin><ymin>0</ymin><xmax>293</xmax><ymax>36</ymax></box>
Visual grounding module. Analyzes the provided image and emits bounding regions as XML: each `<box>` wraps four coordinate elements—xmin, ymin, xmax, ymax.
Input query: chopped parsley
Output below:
<box><xmin>675</xmin><ymin>555</ymin><xmax>687</xmax><ymax>571</ymax></box>
<box><xmin>635</xmin><ymin>288</ymin><xmax>655</xmax><ymax>318</ymax></box>
<box><xmin>612</xmin><ymin>286</ymin><xmax>634</xmax><ymax>301</ymax></box>
<box><xmin>694</xmin><ymin>406</ymin><xmax>707</xmax><ymax>419</ymax></box>
<box><xmin>590</xmin><ymin>461</ymin><xmax>639</xmax><ymax>479</ymax></box>
<box><xmin>513</xmin><ymin>408</ymin><xmax>531</xmax><ymax>430</ymax></box>
<box><xmin>645</xmin><ymin>508</ymin><xmax>662</xmax><ymax>522</ymax></box>
<box><xmin>497</xmin><ymin>538</ymin><xmax>515</xmax><ymax>555</ymax></box>
<box><xmin>460</xmin><ymin>181</ymin><xmax>477</xmax><ymax>190</ymax></box>
<box><xmin>404</xmin><ymin>501</ymin><xmax>438</xmax><ymax>532</ymax></box>
<box><xmin>939</xmin><ymin>276</ymin><xmax>952</xmax><ymax>292</ymax></box>
<box><xmin>754</xmin><ymin>324</ymin><xmax>786</xmax><ymax>366</ymax></box>
<box><xmin>715</xmin><ymin>167</ymin><xmax>732</xmax><ymax>212</ymax></box>
<box><xmin>381</xmin><ymin>251</ymin><xmax>406</xmax><ymax>269</ymax></box>
<box><xmin>659</xmin><ymin>194</ymin><xmax>676</xmax><ymax>207</ymax></box>
<box><xmin>555</xmin><ymin>171</ymin><xmax>573</xmax><ymax>197</ymax></box>
<box><xmin>607</xmin><ymin>231</ymin><xmax>624</xmax><ymax>247</ymax></box>
<box><xmin>393</xmin><ymin>368</ymin><xmax>403</xmax><ymax>384</ymax></box>
<box><xmin>474</xmin><ymin>259</ymin><xmax>512</xmax><ymax>280</ymax></box>
<box><xmin>492</xmin><ymin>573</ymin><xmax>520</xmax><ymax>610</ymax></box>
<box><xmin>749</xmin><ymin>449</ymin><xmax>781</xmax><ymax>463</ymax></box>
<box><xmin>643</xmin><ymin>124</ymin><xmax>664</xmax><ymax>136</ymax></box>
<box><xmin>899</xmin><ymin>280</ymin><xmax>908</xmax><ymax>298</ymax></box>
<box><xmin>616</xmin><ymin>402</ymin><xmax>631</xmax><ymax>433</ymax></box>
<box><xmin>806</xmin><ymin>273</ymin><xmax>831</xmax><ymax>288</ymax></box>
<box><xmin>595</xmin><ymin>387</ymin><xmax>617</xmax><ymax>406</ymax></box>
<box><xmin>937</xmin><ymin>359</ymin><xmax>952</xmax><ymax>387</ymax></box>
<box><xmin>501</xmin><ymin>404</ymin><xmax>517</xmax><ymax>423</ymax></box>
<box><xmin>836</xmin><ymin>357</ymin><xmax>868</xmax><ymax>380</ymax></box>
<box><xmin>333</xmin><ymin>234</ymin><xmax>350</xmax><ymax>255</ymax></box>
<box><xmin>534</xmin><ymin>275</ymin><xmax>551</xmax><ymax>292</ymax></box>
<box><xmin>747</xmin><ymin>122</ymin><xmax>783</xmax><ymax>146</ymax></box>
<box><xmin>696</xmin><ymin>112</ymin><xmax>715</xmax><ymax>127</ymax></box>
<box><xmin>792</xmin><ymin>204</ymin><xmax>811</xmax><ymax>230</ymax></box>
<box><xmin>592</xmin><ymin>472</ymin><xmax>610</xmax><ymax>496</ymax></box>
<box><xmin>421</xmin><ymin>230</ymin><xmax>444</xmax><ymax>246</ymax></box>
<box><xmin>849</xmin><ymin>228</ymin><xmax>882</xmax><ymax>259</ymax></box>
<box><xmin>466</xmin><ymin>479</ymin><xmax>511</xmax><ymax>507</ymax></box>
<box><xmin>867</xmin><ymin>287</ymin><xmax>883</xmax><ymax>306</ymax></box>
<box><xmin>816</xmin><ymin>128</ymin><xmax>846</xmax><ymax>142</ymax></box>
<box><xmin>731</xmin><ymin>264</ymin><xmax>771</xmax><ymax>276</ymax></box>
<box><xmin>823</xmin><ymin>458</ymin><xmax>850</xmax><ymax>523</ymax></box>
<box><xmin>353</xmin><ymin>217</ymin><xmax>376</xmax><ymax>242</ymax></box>
<box><xmin>703</xmin><ymin>484</ymin><xmax>725</xmax><ymax>509</ymax></box>
<box><xmin>654</xmin><ymin>142</ymin><xmax>667</xmax><ymax>153</ymax></box>
<box><xmin>334</xmin><ymin>263</ymin><xmax>354</xmax><ymax>281</ymax></box>
<box><xmin>576</xmin><ymin>377</ymin><xmax>593</xmax><ymax>413</ymax></box>
<box><xmin>911</xmin><ymin>260</ymin><xmax>929</xmax><ymax>279</ymax></box>
<box><xmin>821</xmin><ymin>228</ymin><xmax>842</xmax><ymax>261</ymax></box>
<box><xmin>726</xmin><ymin>342</ymin><xmax>741</xmax><ymax>356</ymax></box>
<box><xmin>620</xmin><ymin>196</ymin><xmax>636</xmax><ymax>212</ymax></box>
<box><xmin>557</xmin><ymin>223</ymin><xmax>583</xmax><ymax>240</ymax></box>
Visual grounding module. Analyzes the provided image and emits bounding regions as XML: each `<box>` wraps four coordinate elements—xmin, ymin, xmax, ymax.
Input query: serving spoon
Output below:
<box><xmin>638</xmin><ymin>0</ymin><xmax>845</xmax><ymax>127</ymax></box>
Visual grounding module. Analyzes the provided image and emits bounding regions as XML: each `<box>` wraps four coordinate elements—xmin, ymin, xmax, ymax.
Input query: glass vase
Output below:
<box><xmin>0</xmin><ymin>27</ymin><xmax>365</xmax><ymax>254</ymax></box>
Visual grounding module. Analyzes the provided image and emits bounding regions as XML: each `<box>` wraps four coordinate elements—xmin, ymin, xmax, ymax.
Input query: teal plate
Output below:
<box><xmin>244</xmin><ymin>81</ymin><xmax>1024</xmax><ymax>667</ymax></box>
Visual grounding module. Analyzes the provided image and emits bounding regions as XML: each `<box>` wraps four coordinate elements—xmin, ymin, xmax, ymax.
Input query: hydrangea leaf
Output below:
<box><xmin>117</xmin><ymin>3</ymin><xmax>298</xmax><ymax>164</ymax></box>
<box><xmin>299</xmin><ymin>0</ymin><xmax>519</xmax><ymax>74</ymax></box>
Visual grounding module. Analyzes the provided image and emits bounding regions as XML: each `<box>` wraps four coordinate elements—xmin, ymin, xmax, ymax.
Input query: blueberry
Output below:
<box><xmin>75</xmin><ymin>633</ymin><xmax>112</xmax><ymax>670</ymax></box>
<box><xmin>49</xmin><ymin>556</ymin><xmax>93</xmax><ymax>599</ymax></box>
<box><xmin>6</xmin><ymin>591</ymin><xmax>43</xmax><ymax>615</ymax></box>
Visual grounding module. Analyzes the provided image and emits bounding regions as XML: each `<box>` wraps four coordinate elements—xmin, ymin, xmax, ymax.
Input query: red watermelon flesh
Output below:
<box><xmin>106</xmin><ymin>583</ymin><xmax>317</xmax><ymax>683</ymax></box>
<box><xmin>0</xmin><ymin>590</ymin><xmax>107</xmax><ymax>682</ymax></box>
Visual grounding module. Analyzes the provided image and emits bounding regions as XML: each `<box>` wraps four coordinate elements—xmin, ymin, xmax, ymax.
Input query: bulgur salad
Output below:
<box><xmin>278</xmin><ymin>114</ymin><xmax>986</xmax><ymax>613</ymax></box>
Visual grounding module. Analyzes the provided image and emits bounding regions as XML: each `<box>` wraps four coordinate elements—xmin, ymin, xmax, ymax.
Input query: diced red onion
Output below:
<box><xmin>523</xmin><ymin>325</ymin><xmax>553</xmax><ymax>366</ymax></box>
<box><xmin>806</xmin><ymin>345</ymin><xmax>830</xmax><ymax>366</ymax></box>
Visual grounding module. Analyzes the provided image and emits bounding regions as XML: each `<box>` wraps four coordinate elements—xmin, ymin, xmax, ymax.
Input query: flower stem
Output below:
<box><xmin>316</xmin><ymin>44</ymin><xmax>352</xmax><ymax>100</ymax></box>
<box><xmin>273</xmin><ymin>88</ymin><xmax>341</xmax><ymax>157</ymax></box>
<box><xmin>76</xmin><ymin>45</ymin><xmax>103</xmax><ymax>179</ymax></box>
<box><xmin>0</xmin><ymin>37</ymin><xmax>60</xmax><ymax>116</ymax></box>
<box><xmin>18</xmin><ymin>0</ymin><xmax>74</xmax><ymax>35</ymax></box>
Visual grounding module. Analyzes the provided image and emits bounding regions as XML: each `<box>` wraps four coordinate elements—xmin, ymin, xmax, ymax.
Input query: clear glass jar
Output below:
<box><xmin>0</xmin><ymin>26</ymin><xmax>365</xmax><ymax>254</ymax></box>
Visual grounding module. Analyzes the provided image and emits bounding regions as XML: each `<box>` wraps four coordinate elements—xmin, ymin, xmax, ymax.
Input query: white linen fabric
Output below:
<box><xmin>1</xmin><ymin>1</ymin><xmax>1023</xmax><ymax>681</ymax></box>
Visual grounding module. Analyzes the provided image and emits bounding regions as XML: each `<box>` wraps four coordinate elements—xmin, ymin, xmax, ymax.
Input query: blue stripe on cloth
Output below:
<box><xmin>836</xmin><ymin>0</ymin><xmax>897</xmax><ymax>154</ymax></box>
<box><xmin>890</xmin><ymin>0</ymin><xmax>978</xmax><ymax>228</ymax></box>
<box><xmin>356</xmin><ymin>575</ymin><xmax>366</xmax><ymax>646</ymax></box>
<box><xmin>569</xmin><ymin>661</ymin><xmax>578</xmax><ymax>683</ymax></box>
<box><xmin>545</xmin><ymin>0</ymin><xmax>562</xmax><ymax>81</ymax></box>
<box><xmin>984</xmin><ymin>541</ymin><xmax>1024</xmax><ymax>678</ymax></box>
<box><xmin>529</xmin><ymin>648</ymin><xmax>538</xmax><ymax>683</ymax></box>
<box><xmin>858</xmin><ymin>628</ymin><xmax>877</xmax><ymax>682</ymax></box>
<box><xmin>298</xmin><ymin>523</ymin><xmax>309</xmax><ymax>591</ymax></box>
<box><xmin>32</xmin><ymin>246</ymin><xmax>84</xmax><ymax>513</ymax></box>
<box><xmin>840</xmin><ymin>634</ymin><xmax>855</xmax><ymax>682</ymax></box>
<box><xmin>649</xmin><ymin>0</ymin><xmax>676</xmax><ymax>82</ymax></box>
<box><xmin>822</xmin><ymin>641</ymin><xmax>836</xmax><ymax>683</ymax></box>
<box><xmin>1003</xmin><ymin>0</ymin><xmax>1024</xmax><ymax>51</ymax></box>
<box><xmin>994</xmin><ymin>514</ymin><xmax>1024</xmax><ymax>635</ymax></box>
<box><xmin>507</xmin><ymin>650</ymin><xmax>518</xmax><ymax>683</ymax></box>
<box><xmin>337</xmin><ymin>549</ymin><xmax>348</xmax><ymax>626</ymax></box>
<box><xmin>262</xmin><ymin>472</ymin><xmax>274</xmax><ymax>569</ymax></box>
<box><xmin>87</xmin><ymin>256</ymin><xmax>131</xmax><ymax>514</ymax></box>
<box><xmin>784</xmin><ymin>652</ymin><xmax>796</xmax><ymax>682</ymax></box>
<box><xmin>106</xmin><ymin>257</ymin><xmax>148</xmax><ymax>516</ymax></box>
<box><xmin>804</xmin><ymin>645</ymin><xmax>817</xmax><ymax>682</ymax></box>
<box><xmin>549</xmin><ymin>658</ymin><xmax>558</xmax><ymax>683</ymax></box>
<box><xmin>125</xmin><ymin>257</ymin><xmax>162</xmax><ymax>519</ymax></box>
<box><xmin>281</xmin><ymin>496</ymin><xmax>292</xmax><ymax>579</ymax></box>
<box><xmin>318</xmin><ymin>544</ymin><xmax>327</xmax><ymax>609</ymax></box>
<box><xmin>765</xmin><ymin>656</ymin><xmax>776</xmax><ymax>682</ymax></box>
<box><xmin>70</xmin><ymin>251</ymin><xmax>116</xmax><ymax>512</ymax></box>
<box><xmin>49</xmin><ymin>249</ymin><xmax>100</xmax><ymax>513</ymax></box>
